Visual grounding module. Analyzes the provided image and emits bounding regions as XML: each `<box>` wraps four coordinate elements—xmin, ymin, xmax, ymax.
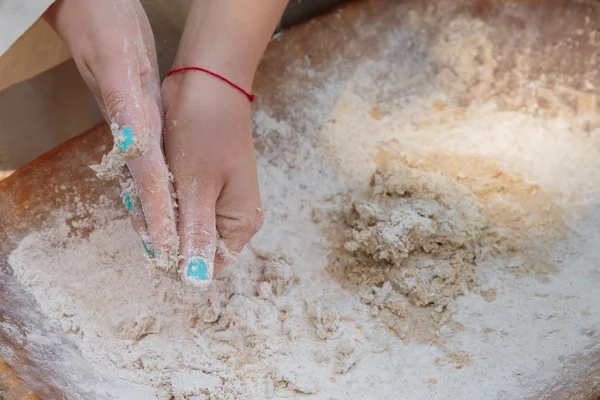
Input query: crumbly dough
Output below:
<box><xmin>90</xmin><ymin>123</ymin><xmax>141</xmax><ymax>181</ymax></box>
<box><xmin>309</xmin><ymin>303</ymin><xmax>342</xmax><ymax>340</ymax></box>
<box><xmin>341</xmin><ymin>158</ymin><xmax>486</xmax><ymax>308</ymax></box>
<box><xmin>263</xmin><ymin>258</ymin><xmax>295</xmax><ymax>296</ymax></box>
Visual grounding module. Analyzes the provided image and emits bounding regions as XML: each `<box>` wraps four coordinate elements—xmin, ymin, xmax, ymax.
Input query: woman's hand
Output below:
<box><xmin>162</xmin><ymin>0</ymin><xmax>287</xmax><ymax>285</ymax></box>
<box><xmin>45</xmin><ymin>0</ymin><xmax>179</xmax><ymax>266</ymax></box>
<box><xmin>161</xmin><ymin>72</ymin><xmax>263</xmax><ymax>285</ymax></box>
<box><xmin>46</xmin><ymin>0</ymin><xmax>287</xmax><ymax>282</ymax></box>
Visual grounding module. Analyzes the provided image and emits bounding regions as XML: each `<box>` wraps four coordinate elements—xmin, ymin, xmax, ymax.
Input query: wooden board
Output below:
<box><xmin>0</xmin><ymin>126</ymin><xmax>115</xmax><ymax>399</ymax></box>
<box><xmin>1</xmin><ymin>0</ymin><xmax>599</xmax><ymax>398</ymax></box>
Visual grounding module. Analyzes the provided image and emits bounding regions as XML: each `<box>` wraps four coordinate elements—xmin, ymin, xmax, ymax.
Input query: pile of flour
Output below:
<box><xmin>9</xmin><ymin>209</ymin><xmax>315</xmax><ymax>399</ymax></box>
<box><xmin>7</xmin><ymin>2</ymin><xmax>600</xmax><ymax>399</ymax></box>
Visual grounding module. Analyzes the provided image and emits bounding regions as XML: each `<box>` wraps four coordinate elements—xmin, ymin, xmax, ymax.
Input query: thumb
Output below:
<box><xmin>178</xmin><ymin>183</ymin><xmax>219</xmax><ymax>288</ymax></box>
<box><xmin>97</xmin><ymin>57</ymin><xmax>155</xmax><ymax>159</ymax></box>
<box><xmin>93</xmin><ymin>56</ymin><xmax>180</xmax><ymax>268</ymax></box>
<box><xmin>45</xmin><ymin>0</ymin><xmax>153</xmax><ymax>158</ymax></box>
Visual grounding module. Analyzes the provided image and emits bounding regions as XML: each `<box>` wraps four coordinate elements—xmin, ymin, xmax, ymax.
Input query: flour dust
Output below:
<box><xmin>8</xmin><ymin>2</ymin><xmax>600</xmax><ymax>399</ymax></box>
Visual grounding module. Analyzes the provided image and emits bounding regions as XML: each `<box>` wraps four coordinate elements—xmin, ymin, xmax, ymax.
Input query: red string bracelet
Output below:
<box><xmin>167</xmin><ymin>67</ymin><xmax>255</xmax><ymax>102</ymax></box>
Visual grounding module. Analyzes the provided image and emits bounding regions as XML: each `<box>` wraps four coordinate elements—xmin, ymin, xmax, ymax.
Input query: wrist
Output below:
<box><xmin>172</xmin><ymin>0</ymin><xmax>286</xmax><ymax>92</ymax></box>
<box><xmin>162</xmin><ymin>68</ymin><xmax>252</xmax><ymax>115</ymax></box>
<box><xmin>172</xmin><ymin>1</ymin><xmax>260</xmax><ymax>91</ymax></box>
<box><xmin>171</xmin><ymin>52</ymin><xmax>256</xmax><ymax>94</ymax></box>
<box><xmin>167</xmin><ymin>66</ymin><xmax>256</xmax><ymax>102</ymax></box>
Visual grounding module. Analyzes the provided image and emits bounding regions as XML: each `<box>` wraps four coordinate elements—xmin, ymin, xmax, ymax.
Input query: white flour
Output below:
<box><xmin>7</xmin><ymin>3</ymin><xmax>600</xmax><ymax>399</ymax></box>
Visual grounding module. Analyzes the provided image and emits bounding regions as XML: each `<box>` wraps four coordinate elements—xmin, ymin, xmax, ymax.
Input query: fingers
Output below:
<box><xmin>108</xmin><ymin>81</ymin><xmax>178</xmax><ymax>266</ymax></box>
<box><xmin>46</xmin><ymin>0</ymin><xmax>180</xmax><ymax>266</ymax></box>
<box><xmin>119</xmin><ymin>174</ymin><xmax>155</xmax><ymax>258</ymax></box>
<box><xmin>45</xmin><ymin>0</ymin><xmax>154</xmax><ymax>157</ymax></box>
<box><xmin>215</xmin><ymin>211</ymin><xmax>264</xmax><ymax>272</ymax></box>
<box><xmin>176</xmin><ymin>176</ymin><xmax>263</xmax><ymax>286</ymax></box>
<box><xmin>163</xmin><ymin>70</ymin><xmax>264</xmax><ymax>286</ymax></box>
<box><xmin>88</xmin><ymin>11</ymin><xmax>179</xmax><ymax>266</ymax></box>
<box><xmin>127</xmin><ymin>148</ymin><xmax>179</xmax><ymax>272</ymax></box>
<box><xmin>169</xmin><ymin>145</ymin><xmax>263</xmax><ymax>286</ymax></box>
<box><xmin>92</xmin><ymin>34</ymin><xmax>156</xmax><ymax>159</ymax></box>
<box><xmin>214</xmin><ymin>178</ymin><xmax>264</xmax><ymax>274</ymax></box>
<box><xmin>177</xmin><ymin>182</ymin><xmax>220</xmax><ymax>288</ymax></box>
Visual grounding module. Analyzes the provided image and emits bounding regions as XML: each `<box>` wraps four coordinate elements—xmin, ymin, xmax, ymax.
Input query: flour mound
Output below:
<box><xmin>342</xmin><ymin>160</ymin><xmax>486</xmax><ymax>308</ymax></box>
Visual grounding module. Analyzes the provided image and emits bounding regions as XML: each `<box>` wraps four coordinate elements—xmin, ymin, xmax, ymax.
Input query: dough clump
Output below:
<box><xmin>342</xmin><ymin>159</ymin><xmax>486</xmax><ymax>308</ymax></box>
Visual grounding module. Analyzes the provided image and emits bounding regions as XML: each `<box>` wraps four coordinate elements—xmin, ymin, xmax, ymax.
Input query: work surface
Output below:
<box><xmin>2</xmin><ymin>0</ymin><xmax>600</xmax><ymax>399</ymax></box>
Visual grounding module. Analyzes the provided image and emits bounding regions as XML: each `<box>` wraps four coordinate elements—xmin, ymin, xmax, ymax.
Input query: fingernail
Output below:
<box><xmin>142</xmin><ymin>241</ymin><xmax>156</xmax><ymax>258</ymax></box>
<box><xmin>118</xmin><ymin>126</ymin><xmax>135</xmax><ymax>152</ymax></box>
<box><xmin>185</xmin><ymin>257</ymin><xmax>212</xmax><ymax>283</ymax></box>
<box><xmin>122</xmin><ymin>192</ymin><xmax>134</xmax><ymax>212</ymax></box>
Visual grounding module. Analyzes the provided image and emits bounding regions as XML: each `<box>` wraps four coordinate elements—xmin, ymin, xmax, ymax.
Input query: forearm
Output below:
<box><xmin>174</xmin><ymin>0</ymin><xmax>288</xmax><ymax>90</ymax></box>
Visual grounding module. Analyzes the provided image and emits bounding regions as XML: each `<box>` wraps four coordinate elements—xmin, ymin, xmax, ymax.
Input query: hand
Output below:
<box><xmin>156</xmin><ymin>0</ymin><xmax>286</xmax><ymax>285</ymax></box>
<box><xmin>162</xmin><ymin>71</ymin><xmax>263</xmax><ymax>285</ymax></box>
<box><xmin>45</xmin><ymin>0</ymin><xmax>179</xmax><ymax>267</ymax></box>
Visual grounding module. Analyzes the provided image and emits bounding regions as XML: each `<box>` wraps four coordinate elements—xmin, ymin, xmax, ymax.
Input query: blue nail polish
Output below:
<box><xmin>142</xmin><ymin>241</ymin><xmax>156</xmax><ymax>258</ymax></box>
<box><xmin>186</xmin><ymin>257</ymin><xmax>209</xmax><ymax>281</ymax></box>
<box><xmin>119</xmin><ymin>126</ymin><xmax>135</xmax><ymax>152</ymax></box>
<box><xmin>122</xmin><ymin>192</ymin><xmax>133</xmax><ymax>211</ymax></box>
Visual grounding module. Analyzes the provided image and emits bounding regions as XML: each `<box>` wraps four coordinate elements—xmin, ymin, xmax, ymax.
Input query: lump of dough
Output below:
<box><xmin>342</xmin><ymin>160</ymin><xmax>486</xmax><ymax>308</ymax></box>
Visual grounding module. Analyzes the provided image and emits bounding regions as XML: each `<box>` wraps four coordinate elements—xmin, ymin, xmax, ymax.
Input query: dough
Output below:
<box><xmin>341</xmin><ymin>158</ymin><xmax>486</xmax><ymax>308</ymax></box>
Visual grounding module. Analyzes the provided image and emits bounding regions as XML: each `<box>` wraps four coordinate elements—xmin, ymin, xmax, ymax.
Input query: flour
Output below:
<box><xmin>262</xmin><ymin>257</ymin><xmax>295</xmax><ymax>296</ymax></box>
<box><xmin>6</xmin><ymin>2</ymin><xmax>600</xmax><ymax>399</ymax></box>
<box><xmin>9</xmin><ymin>214</ymin><xmax>281</xmax><ymax>398</ymax></box>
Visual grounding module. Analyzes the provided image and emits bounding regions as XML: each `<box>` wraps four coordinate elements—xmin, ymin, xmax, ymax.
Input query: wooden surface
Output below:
<box><xmin>0</xmin><ymin>125</ymin><xmax>116</xmax><ymax>399</ymax></box>
<box><xmin>0</xmin><ymin>359</ymin><xmax>40</xmax><ymax>400</ymax></box>
<box><xmin>1</xmin><ymin>0</ymin><xmax>599</xmax><ymax>398</ymax></box>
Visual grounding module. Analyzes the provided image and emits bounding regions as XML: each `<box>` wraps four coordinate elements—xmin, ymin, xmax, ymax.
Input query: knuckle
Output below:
<box><xmin>219</xmin><ymin>207</ymin><xmax>264</xmax><ymax>240</ymax></box>
<box><xmin>152</xmin><ymin>229</ymin><xmax>179</xmax><ymax>250</ymax></box>
<box><xmin>102</xmin><ymin>86</ymin><xmax>130</xmax><ymax>120</ymax></box>
<box><xmin>138</xmin><ymin>57</ymin><xmax>153</xmax><ymax>87</ymax></box>
<box><xmin>95</xmin><ymin>57</ymin><xmax>151</xmax><ymax>121</ymax></box>
<box><xmin>246</xmin><ymin>212</ymin><xmax>264</xmax><ymax>236</ymax></box>
<box><xmin>238</xmin><ymin>208</ymin><xmax>265</xmax><ymax>237</ymax></box>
